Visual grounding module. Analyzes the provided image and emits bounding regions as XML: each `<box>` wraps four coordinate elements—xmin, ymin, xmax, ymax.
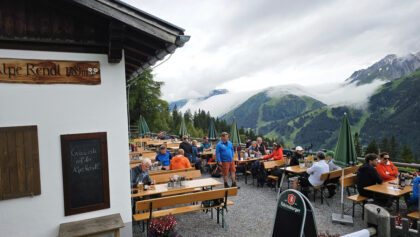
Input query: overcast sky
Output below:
<box><xmin>124</xmin><ymin>0</ymin><xmax>420</xmax><ymax>102</ymax></box>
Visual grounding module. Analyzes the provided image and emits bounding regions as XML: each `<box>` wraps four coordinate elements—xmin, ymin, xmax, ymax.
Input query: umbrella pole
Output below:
<box><xmin>332</xmin><ymin>168</ymin><xmax>353</xmax><ymax>225</ymax></box>
<box><xmin>341</xmin><ymin>168</ymin><xmax>344</xmax><ymax>218</ymax></box>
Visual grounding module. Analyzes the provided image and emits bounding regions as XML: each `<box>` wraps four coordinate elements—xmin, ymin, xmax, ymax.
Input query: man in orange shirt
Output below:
<box><xmin>376</xmin><ymin>152</ymin><xmax>398</xmax><ymax>182</ymax></box>
<box><xmin>170</xmin><ymin>149</ymin><xmax>192</xmax><ymax>170</ymax></box>
<box><xmin>263</xmin><ymin>143</ymin><xmax>284</xmax><ymax>160</ymax></box>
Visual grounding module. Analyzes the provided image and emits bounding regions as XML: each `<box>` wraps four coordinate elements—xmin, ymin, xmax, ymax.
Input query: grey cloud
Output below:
<box><xmin>125</xmin><ymin>0</ymin><xmax>420</xmax><ymax>101</ymax></box>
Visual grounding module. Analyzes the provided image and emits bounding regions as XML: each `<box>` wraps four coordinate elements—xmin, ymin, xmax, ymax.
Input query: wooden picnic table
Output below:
<box><xmin>131</xmin><ymin>177</ymin><xmax>223</xmax><ymax>198</ymax></box>
<box><xmin>284</xmin><ymin>165</ymin><xmax>308</xmax><ymax>174</ymax></box>
<box><xmin>364</xmin><ymin>180</ymin><xmax>413</xmax><ymax>212</ymax></box>
<box><xmin>277</xmin><ymin>165</ymin><xmax>308</xmax><ymax>193</ymax></box>
<box><xmin>201</xmin><ymin>150</ymin><xmax>215</xmax><ymax>156</ymax></box>
<box><xmin>235</xmin><ymin>157</ymin><xmax>264</xmax><ymax>184</ymax></box>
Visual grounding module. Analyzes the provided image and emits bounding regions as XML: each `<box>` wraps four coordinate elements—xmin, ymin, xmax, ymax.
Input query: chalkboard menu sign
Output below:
<box><xmin>61</xmin><ymin>132</ymin><xmax>110</xmax><ymax>216</ymax></box>
<box><xmin>272</xmin><ymin>189</ymin><xmax>318</xmax><ymax>237</ymax></box>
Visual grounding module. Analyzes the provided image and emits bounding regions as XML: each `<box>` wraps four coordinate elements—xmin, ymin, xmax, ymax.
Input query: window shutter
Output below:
<box><xmin>0</xmin><ymin>126</ymin><xmax>41</xmax><ymax>200</ymax></box>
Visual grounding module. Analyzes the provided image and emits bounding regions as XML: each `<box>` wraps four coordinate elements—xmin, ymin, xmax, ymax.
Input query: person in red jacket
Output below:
<box><xmin>376</xmin><ymin>152</ymin><xmax>398</xmax><ymax>182</ymax></box>
<box><xmin>263</xmin><ymin>143</ymin><xmax>284</xmax><ymax>160</ymax></box>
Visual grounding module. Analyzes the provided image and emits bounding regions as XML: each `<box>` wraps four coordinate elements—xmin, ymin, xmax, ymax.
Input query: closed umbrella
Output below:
<box><xmin>229</xmin><ymin>117</ymin><xmax>241</xmax><ymax>146</ymax></box>
<box><xmin>332</xmin><ymin>113</ymin><xmax>357</xmax><ymax>225</ymax></box>
<box><xmin>138</xmin><ymin>115</ymin><xmax>150</xmax><ymax>137</ymax></box>
<box><xmin>142</xmin><ymin>116</ymin><xmax>150</xmax><ymax>135</ymax></box>
<box><xmin>179</xmin><ymin>117</ymin><xmax>188</xmax><ymax>138</ymax></box>
<box><xmin>208</xmin><ymin>119</ymin><xmax>218</xmax><ymax>140</ymax></box>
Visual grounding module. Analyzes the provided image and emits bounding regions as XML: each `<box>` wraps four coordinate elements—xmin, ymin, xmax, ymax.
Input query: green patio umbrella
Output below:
<box><xmin>332</xmin><ymin>113</ymin><xmax>357</xmax><ymax>225</ymax></box>
<box><xmin>179</xmin><ymin>117</ymin><xmax>188</xmax><ymax>138</ymax></box>
<box><xmin>138</xmin><ymin>115</ymin><xmax>150</xmax><ymax>137</ymax></box>
<box><xmin>229</xmin><ymin>117</ymin><xmax>241</xmax><ymax>146</ymax></box>
<box><xmin>208</xmin><ymin>119</ymin><xmax>218</xmax><ymax>140</ymax></box>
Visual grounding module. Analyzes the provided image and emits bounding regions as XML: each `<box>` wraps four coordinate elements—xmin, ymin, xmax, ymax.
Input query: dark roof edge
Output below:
<box><xmin>112</xmin><ymin>0</ymin><xmax>185</xmax><ymax>33</ymax></box>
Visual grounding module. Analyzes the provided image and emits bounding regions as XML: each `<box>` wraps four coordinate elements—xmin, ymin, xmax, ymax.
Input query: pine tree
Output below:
<box><xmin>380</xmin><ymin>138</ymin><xmax>390</xmax><ymax>153</ymax></box>
<box><xmin>400</xmin><ymin>144</ymin><xmax>415</xmax><ymax>163</ymax></box>
<box><xmin>365</xmin><ymin>139</ymin><xmax>378</xmax><ymax>155</ymax></box>
<box><xmin>354</xmin><ymin>133</ymin><xmax>362</xmax><ymax>157</ymax></box>
<box><xmin>389</xmin><ymin>136</ymin><xmax>399</xmax><ymax>160</ymax></box>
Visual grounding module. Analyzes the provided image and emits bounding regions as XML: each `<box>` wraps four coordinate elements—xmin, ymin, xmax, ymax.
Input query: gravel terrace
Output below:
<box><xmin>133</xmin><ymin>172</ymin><xmax>409</xmax><ymax>237</ymax></box>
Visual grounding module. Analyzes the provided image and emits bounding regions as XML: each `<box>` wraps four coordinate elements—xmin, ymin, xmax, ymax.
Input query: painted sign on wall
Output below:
<box><xmin>0</xmin><ymin>59</ymin><xmax>100</xmax><ymax>85</ymax></box>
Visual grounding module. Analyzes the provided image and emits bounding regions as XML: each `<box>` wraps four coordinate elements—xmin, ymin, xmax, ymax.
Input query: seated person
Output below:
<box><xmin>191</xmin><ymin>140</ymin><xmax>202</xmax><ymax>170</ymax></box>
<box><xmin>179</xmin><ymin>135</ymin><xmax>193</xmax><ymax>160</ymax></box>
<box><xmin>200</xmin><ymin>136</ymin><xmax>212</xmax><ymax>152</ymax></box>
<box><xmin>245</xmin><ymin>137</ymin><xmax>252</xmax><ymax>149</ymax></box>
<box><xmin>410</xmin><ymin>176</ymin><xmax>420</xmax><ymax>206</ymax></box>
<box><xmin>170</xmin><ymin>149</ymin><xmax>192</xmax><ymax>170</ymax></box>
<box><xmin>130</xmin><ymin>158</ymin><xmax>153</xmax><ymax>188</ymax></box>
<box><xmin>325</xmin><ymin>151</ymin><xmax>341</xmax><ymax>198</ymax></box>
<box><xmin>290</xmin><ymin>146</ymin><xmax>304</xmax><ymax>166</ymax></box>
<box><xmin>263</xmin><ymin>143</ymin><xmax>284</xmax><ymax>160</ymax></box>
<box><xmin>257</xmin><ymin>137</ymin><xmax>267</xmax><ymax>155</ymax></box>
<box><xmin>248</xmin><ymin>141</ymin><xmax>260</xmax><ymax>157</ymax></box>
<box><xmin>376</xmin><ymin>152</ymin><xmax>398</xmax><ymax>182</ymax></box>
<box><xmin>155</xmin><ymin>145</ymin><xmax>172</xmax><ymax>170</ymax></box>
<box><xmin>356</xmin><ymin>153</ymin><xmax>387</xmax><ymax>203</ymax></box>
<box><xmin>293</xmin><ymin>152</ymin><xmax>329</xmax><ymax>193</ymax></box>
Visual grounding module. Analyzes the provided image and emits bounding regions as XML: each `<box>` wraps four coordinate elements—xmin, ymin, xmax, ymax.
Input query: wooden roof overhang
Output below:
<box><xmin>0</xmin><ymin>0</ymin><xmax>189</xmax><ymax>81</ymax></box>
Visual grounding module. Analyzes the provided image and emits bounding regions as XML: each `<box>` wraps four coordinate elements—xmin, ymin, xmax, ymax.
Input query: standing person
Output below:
<box><xmin>216</xmin><ymin>132</ymin><xmax>238</xmax><ymax>188</ymax></box>
<box><xmin>257</xmin><ymin>137</ymin><xmax>267</xmax><ymax>155</ymax></box>
<box><xmin>170</xmin><ymin>149</ymin><xmax>192</xmax><ymax>170</ymax></box>
<box><xmin>155</xmin><ymin>145</ymin><xmax>172</xmax><ymax>170</ymax></box>
<box><xmin>263</xmin><ymin>143</ymin><xmax>284</xmax><ymax>160</ymax></box>
<box><xmin>376</xmin><ymin>152</ymin><xmax>398</xmax><ymax>182</ymax></box>
<box><xmin>290</xmin><ymin>146</ymin><xmax>304</xmax><ymax>166</ymax></box>
<box><xmin>356</xmin><ymin>153</ymin><xmax>388</xmax><ymax>205</ymax></box>
<box><xmin>325</xmin><ymin>151</ymin><xmax>341</xmax><ymax>198</ymax></box>
<box><xmin>179</xmin><ymin>135</ymin><xmax>193</xmax><ymax>160</ymax></box>
<box><xmin>200</xmin><ymin>136</ymin><xmax>212</xmax><ymax>152</ymax></box>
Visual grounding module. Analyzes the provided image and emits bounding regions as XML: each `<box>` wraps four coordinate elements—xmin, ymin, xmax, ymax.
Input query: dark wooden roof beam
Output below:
<box><xmin>72</xmin><ymin>0</ymin><xmax>178</xmax><ymax>44</ymax></box>
<box><xmin>108</xmin><ymin>21</ymin><xmax>124</xmax><ymax>63</ymax></box>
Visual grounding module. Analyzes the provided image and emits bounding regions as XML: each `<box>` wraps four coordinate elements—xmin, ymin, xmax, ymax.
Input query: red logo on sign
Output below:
<box><xmin>287</xmin><ymin>194</ymin><xmax>296</xmax><ymax>205</ymax></box>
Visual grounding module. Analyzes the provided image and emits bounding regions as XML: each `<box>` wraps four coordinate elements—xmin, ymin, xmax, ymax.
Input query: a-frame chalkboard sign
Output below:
<box><xmin>60</xmin><ymin>132</ymin><xmax>110</xmax><ymax>216</ymax></box>
<box><xmin>271</xmin><ymin>189</ymin><xmax>318</xmax><ymax>237</ymax></box>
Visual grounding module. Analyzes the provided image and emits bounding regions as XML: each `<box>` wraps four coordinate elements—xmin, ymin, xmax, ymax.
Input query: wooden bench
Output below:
<box><xmin>311</xmin><ymin>165</ymin><xmax>362</xmax><ymax>205</ymax></box>
<box><xmin>264</xmin><ymin>160</ymin><xmax>286</xmax><ymax>191</ymax></box>
<box><xmin>407</xmin><ymin>212</ymin><xmax>419</xmax><ymax>220</ymax></box>
<box><xmin>149</xmin><ymin>167</ymin><xmax>195</xmax><ymax>175</ymax></box>
<box><xmin>151</xmin><ymin>170</ymin><xmax>201</xmax><ymax>184</ymax></box>
<box><xmin>310</xmin><ymin>169</ymin><xmax>343</xmax><ymax>205</ymax></box>
<box><xmin>59</xmin><ymin>214</ymin><xmax>124</xmax><ymax>237</ymax></box>
<box><xmin>342</xmin><ymin>170</ymin><xmax>367</xmax><ymax>220</ymax></box>
<box><xmin>347</xmin><ymin>194</ymin><xmax>368</xmax><ymax>219</ymax></box>
<box><xmin>133</xmin><ymin>187</ymin><xmax>238</xmax><ymax>230</ymax></box>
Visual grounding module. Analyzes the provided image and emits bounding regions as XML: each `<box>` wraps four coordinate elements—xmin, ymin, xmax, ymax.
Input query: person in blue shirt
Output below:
<box><xmin>410</xmin><ymin>176</ymin><xmax>420</xmax><ymax>206</ymax></box>
<box><xmin>248</xmin><ymin>141</ymin><xmax>260</xmax><ymax>157</ymax></box>
<box><xmin>155</xmin><ymin>145</ymin><xmax>173</xmax><ymax>169</ymax></box>
<box><xmin>216</xmin><ymin>132</ymin><xmax>238</xmax><ymax>188</ymax></box>
<box><xmin>200</xmin><ymin>136</ymin><xmax>212</xmax><ymax>152</ymax></box>
<box><xmin>191</xmin><ymin>140</ymin><xmax>202</xmax><ymax>170</ymax></box>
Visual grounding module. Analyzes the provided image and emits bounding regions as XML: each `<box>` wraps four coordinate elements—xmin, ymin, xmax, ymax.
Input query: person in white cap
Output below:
<box><xmin>290</xmin><ymin>146</ymin><xmax>304</xmax><ymax>166</ymax></box>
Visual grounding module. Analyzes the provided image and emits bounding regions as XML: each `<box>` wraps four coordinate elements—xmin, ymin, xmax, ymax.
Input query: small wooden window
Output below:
<box><xmin>0</xmin><ymin>125</ymin><xmax>41</xmax><ymax>200</ymax></box>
